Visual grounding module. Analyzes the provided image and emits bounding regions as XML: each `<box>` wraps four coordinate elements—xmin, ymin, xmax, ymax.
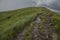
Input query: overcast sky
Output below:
<box><xmin>0</xmin><ymin>0</ymin><xmax>60</xmax><ymax>13</ymax></box>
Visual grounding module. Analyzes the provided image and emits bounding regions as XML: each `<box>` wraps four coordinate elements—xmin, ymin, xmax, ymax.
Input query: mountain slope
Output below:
<box><xmin>0</xmin><ymin>7</ymin><xmax>60</xmax><ymax>40</ymax></box>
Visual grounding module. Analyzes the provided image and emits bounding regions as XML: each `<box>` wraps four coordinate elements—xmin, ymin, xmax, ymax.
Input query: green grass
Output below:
<box><xmin>0</xmin><ymin>7</ymin><xmax>60</xmax><ymax>40</ymax></box>
<box><xmin>23</xmin><ymin>22</ymin><xmax>35</xmax><ymax>40</ymax></box>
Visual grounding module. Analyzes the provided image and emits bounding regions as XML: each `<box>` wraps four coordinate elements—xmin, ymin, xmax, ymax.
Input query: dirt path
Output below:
<box><xmin>43</xmin><ymin>13</ymin><xmax>57</xmax><ymax>40</ymax></box>
<box><xmin>14</xmin><ymin>13</ymin><xmax>57</xmax><ymax>40</ymax></box>
<box><xmin>45</xmin><ymin>14</ymin><xmax>53</xmax><ymax>40</ymax></box>
<box><xmin>14</xmin><ymin>16</ymin><xmax>41</xmax><ymax>40</ymax></box>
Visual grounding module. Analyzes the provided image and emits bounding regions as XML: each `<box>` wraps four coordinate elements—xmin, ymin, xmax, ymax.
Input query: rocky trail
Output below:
<box><xmin>32</xmin><ymin>16</ymin><xmax>41</xmax><ymax>40</ymax></box>
<box><xmin>14</xmin><ymin>13</ymin><xmax>57</xmax><ymax>40</ymax></box>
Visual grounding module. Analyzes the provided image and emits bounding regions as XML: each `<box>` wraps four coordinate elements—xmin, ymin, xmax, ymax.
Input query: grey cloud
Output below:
<box><xmin>0</xmin><ymin>0</ymin><xmax>60</xmax><ymax>13</ymax></box>
<box><xmin>46</xmin><ymin>0</ymin><xmax>60</xmax><ymax>10</ymax></box>
<box><xmin>32</xmin><ymin>0</ymin><xmax>60</xmax><ymax>13</ymax></box>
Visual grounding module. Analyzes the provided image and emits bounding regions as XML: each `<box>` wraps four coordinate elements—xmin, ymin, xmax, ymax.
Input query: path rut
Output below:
<box><xmin>32</xmin><ymin>17</ymin><xmax>41</xmax><ymax>40</ymax></box>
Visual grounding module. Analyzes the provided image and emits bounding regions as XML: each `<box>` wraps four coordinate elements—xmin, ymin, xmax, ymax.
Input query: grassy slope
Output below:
<box><xmin>0</xmin><ymin>7</ymin><xmax>60</xmax><ymax>40</ymax></box>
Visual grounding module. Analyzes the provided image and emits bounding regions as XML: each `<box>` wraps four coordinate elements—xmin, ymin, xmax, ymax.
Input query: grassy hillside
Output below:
<box><xmin>0</xmin><ymin>7</ymin><xmax>60</xmax><ymax>40</ymax></box>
